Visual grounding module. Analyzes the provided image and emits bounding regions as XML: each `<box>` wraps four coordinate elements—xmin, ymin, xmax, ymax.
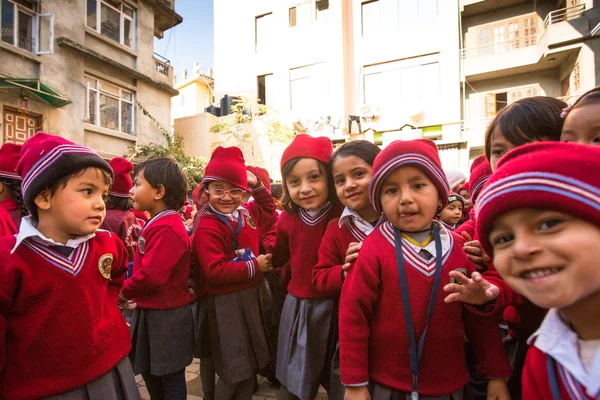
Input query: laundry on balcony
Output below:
<box><xmin>0</xmin><ymin>78</ymin><xmax>72</xmax><ymax>108</ymax></box>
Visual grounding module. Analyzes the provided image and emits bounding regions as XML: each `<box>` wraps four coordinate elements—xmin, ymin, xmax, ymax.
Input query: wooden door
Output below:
<box><xmin>2</xmin><ymin>107</ymin><xmax>42</xmax><ymax>144</ymax></box>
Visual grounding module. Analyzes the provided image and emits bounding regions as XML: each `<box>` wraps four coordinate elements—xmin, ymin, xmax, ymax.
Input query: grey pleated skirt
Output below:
<box><xmin>191</xmin><ymin>296</ymin><xmax>212</xmax><ymax>358</ymax></box>
<box><xmin>129</xmin><ymin>304</ymin><xmax>195</xmax><ymax>376</ymax></box>
<box><xmin>369</xmin><ymin>383</ymin><xmax>464</xmax><ymax>400</ymax></box>
<box><xmin>276</xmin><ymin>294</ymin><xmax>339</xmax><ymax>400</ymax></box>
<box><xmin>207</xmin><ymin>284</ymin><xmax>272</xmax><ymax>384</ymax></box>
<box><xmin>41</xmin><ymin>357</ymin><xmax>140</xmax><ymax>400</ymax></box>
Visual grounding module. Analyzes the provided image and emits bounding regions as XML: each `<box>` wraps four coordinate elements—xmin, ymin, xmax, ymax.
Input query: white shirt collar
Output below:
<box><xmin>210</xmin><ymin>205</ymin><xmax>250</xmax><ymax>221</ymax></box>
<box><xmin>401</xmin><ymin>220</ymin><xmax>452</xmax><ymax>255</ymax></box>
<box><xmin>305</xmin><ymin>201</ymin><xmax>331</xmax><ymax>217</ymax></box>
<box><xmin>338</xmin><ymin>207</ymin><xmax>378</xmax><ymax>237</ymax></box>
<box><xmin>11</xmin><ymin>216</ymin><xmax>97</xmax><ymax>254</ymax></box>
<box><xmin>529</xmin><ymin>308</ymin><xmax>600</xmax><ymax>395</ymax></box>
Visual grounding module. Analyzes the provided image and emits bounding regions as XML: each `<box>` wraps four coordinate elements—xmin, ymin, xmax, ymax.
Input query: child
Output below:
<box><xmin>0</xmin><ymin>142</ymin><xmax>27</xmax><ymax>236</ymax></box>
<box><xmin>120</xmin><ymin>157</ymin><xmax>194</xmax><ymax>400</ymax></box>
<box><xmin>561</xmin><ymin>86</ymin><xmax>600</xmax><ymax>145</ymax></box>
<box><xmin>193</xmin><ymin>146</ymin><xmax>275</xmax><ymax>399</ymax></box>
<box><xmin>486</xmin><ymin>96</ymin><xmax>566</xmax><ymax>171</ymax></box>
<box><xmin>271</xmin><ymin>183</ymin><xmax>284</xmax><ymax>213</ymax></box>
<box><xmin>0</xmin><ymin>132</ymin><xmax>138</xmax><ymax>399</ymax></box>
<box><xmin>458</xmin><ymin>183</ymin><xmax>472</xmax><ymax>211</ymax></box>
<box><xmin>445</xmin><ymin>170</ymin><xmax>467</xmax><ymax>193</ymax></box>
<box><xmin>101</xmin><ymin>157</ymin><xmax>142</xmax><ymax>263</ymax></box>
<box><xmin>437</xmin><ymin>192</ymin><xmax>464</xmax><ymax>231</ymax></box>
<box><xmin>340</xmin><ymin>139</ymin><xmax>512</xmax><ymax>400</ymax></box>
<box><xmin>270</xmin><ymin>134</ymin><xmax>343</xmax><ymax>400</ymax></box>
<box><xmin>475</xmin><ymin>141</ymin><xmax>600</xmax><ymax>399</ymax></box>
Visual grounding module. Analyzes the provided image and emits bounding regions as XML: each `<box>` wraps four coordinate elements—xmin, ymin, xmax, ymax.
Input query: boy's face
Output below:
<box><xmin>285</xmin><ymin>158</ymin><xmax>329</xmax><ymax>211</ymax></box>
<box><xmin>380</xmin><ymin>165</ymin><xmax>441</xmax><ymax>232</ymax></box>
<box><xmin>207</xmin><ymin>180</ymin><xmax>244</xmax><ymax>214</ymax></box>
<box><xmin>459</xmin><ymin>189</ymin><xmax>473</xmax><ymax>208</ymax></box>
<box><xmin>37</xmin><ymin>167</ymin><xmax>109</xmax><ymax>240</ymax></box>
<box><xmin>130</xmin><ymin>169</ymin><xmax>157</xmax><ymax>213</ymax></box>
<box><xmin>439</xmin><ymin>200</ymin><xmax>463</xmax><ymax>226</ymax></box>
<box><xmin>489</xmin><ymin>208</ymin><xmax>600</xmax><ymax>309</ymax></box>
<box><xmin>561</xmin><ymin>104</ymin><xmax>600</xmax><ymax>146</ymax></box>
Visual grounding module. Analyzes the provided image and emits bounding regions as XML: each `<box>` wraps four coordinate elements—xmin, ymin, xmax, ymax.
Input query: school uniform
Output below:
<box><xmin>339</xmin><ymin>221</ymin><xmax>512</xmax><ymax>398</ymax></box>
<box><xmin>523</xmin><ymin>309</ymin><xmax>600</xmax><ymax>400</ymax></box>
<box><xmin>271</xmin><ymin>202</ymin><xmax>344</xmax><ymax>400</ymax></box>
<box><xmin>102</xmin><ymin>209</ymin><xmax>142</xmax><ymax>263</ymax></box>
<box><xmin>121</xmin><ymin>209</ymin><xmax>194</xmax><ymax>378</ymax></box>
<box><xmin>0</xmin><ymin>205</ymin><xmax>17</xmax><ymax>237</ymax></box>
<box><xmin>0</xmin><ymin>142</ymin><xmax>23</xmax><ymax>236</ymax></box>
<box><xmin>0</xmin><ymin>217</ymin><xmax>138</xmax><ymax>400</ymax></box>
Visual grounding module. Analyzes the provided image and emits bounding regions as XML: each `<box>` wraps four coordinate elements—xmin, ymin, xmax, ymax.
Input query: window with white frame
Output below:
<box><xmin>0</xmin><ymin>0</ymin><xmax>53</xmax><ymax>54</ymax></box>
<box><xmin>289</xmin><ymin>62</ymin><xmax>329</xmax><ymax>116</ymax></box>
<box><xmin>86</xmin><ymin>0</ymin><xmax>135</xmax><ymax>49</ymax></box>
<box><xmin>361</xmin><ymin>0</ymin><xmax>438</xmax><ymax>36</ymax></box>
<box><xmin>85</xmin><ymin>76</ymin><xmax>135</xmax><ymax>135</ymax></box>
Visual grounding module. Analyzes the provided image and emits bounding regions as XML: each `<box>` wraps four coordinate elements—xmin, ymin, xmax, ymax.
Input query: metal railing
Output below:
<box><xmin>153</xmin><ymin>52</ymin><xmax>171</xmax><ymax>77</ymax></box>
<box><xmin>542</xmin><ymin>4</ymin><xmax>586</xmax><ymax>30</ymax></box>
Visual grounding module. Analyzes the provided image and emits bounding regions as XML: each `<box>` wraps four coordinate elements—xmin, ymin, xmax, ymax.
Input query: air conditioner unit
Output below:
<box><xmin>361</xmin><ymin>103</ymin><xmax>380</xmax><ymax>120</ymax></box>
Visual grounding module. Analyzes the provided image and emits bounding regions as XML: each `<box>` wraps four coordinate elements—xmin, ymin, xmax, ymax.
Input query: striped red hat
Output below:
<box><xmin>108</xmin><ymin>157</ymin><xmax>133</xmax><ymax>197</ymax></box>
<box><xmin>203</xmin><ymin>146</ymin><xmax>249</xmax><ymax>191</ymax></box>
<box><xmin>469</xmin><ymin>155</ymin><xmax>493</xmax><ymax>203</ymax></box>
<box><xmin>0</xmin><ymin>143</ymin><xmax>22</xmax><ymax>181</ymax></box>
<box><xmin>280</xmin><ymin>134</ymin><xmax>333</xmax><ymax>169</ymax></box>
<box><xmin>476</xmin><ymin>142</ymin><xmax>600</xmax><ymax>257</ymax></box>
<box><xmin>16</xmin><ymin>132</ymin><xmax>112</xmax><ymax>214</ymax></box>
<box><xmin>369</xmin><ymin>139</ymin><xmax>450</xmax><ymax>214</ymax></box>
<box><xmin>247</xmin><ymin>165</ymin><xmax>271</xmax><ymax>191</ymax></box>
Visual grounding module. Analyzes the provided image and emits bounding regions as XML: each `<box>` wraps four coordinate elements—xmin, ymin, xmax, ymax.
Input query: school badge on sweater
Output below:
<box><xmin>98</xmin><ymin>254</ymin><xmax>113</xmax><ymax>279</ymax></box>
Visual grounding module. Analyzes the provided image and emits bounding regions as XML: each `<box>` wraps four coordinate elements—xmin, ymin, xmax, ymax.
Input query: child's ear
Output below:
<box><xmin>437</xmin><ymin>198</ymin><xmax>443</xmax><ymax>211</ymax></box>
<box><xmin>153</xmin><ymin>184</ymin><xmax>166</xmax><ymax>201</ymax></box>
<box><xmin>34</xmin><ymin>189</ymin><xmax>53</xmax><ymax>212</ymax></box>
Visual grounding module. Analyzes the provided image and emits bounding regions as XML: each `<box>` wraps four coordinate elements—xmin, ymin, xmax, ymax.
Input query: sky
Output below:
<box><xmin>153</xmin><ymin>0</ymin><xmax>214</xmax><ymax>79</ymax></box>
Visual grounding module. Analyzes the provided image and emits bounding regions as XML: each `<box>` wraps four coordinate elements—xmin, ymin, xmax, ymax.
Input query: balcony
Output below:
<box><xmin>141</xmin><ymin>0</ymin><xmax>183</xmax><ymax>38</ymax></box>
<box><xmin>154</xmin><ymin>52</ymin><xmax>174</xmax><ymax>84</ymax></box>
<box><xmin>460</xmin><ymin>5</ymin><xmax>586</xmax><ymax>81</ymax></box>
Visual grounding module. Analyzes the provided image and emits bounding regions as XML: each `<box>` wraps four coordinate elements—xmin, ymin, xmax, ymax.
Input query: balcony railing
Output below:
<box><xmin>154</xmin><ymin>52</ymin><xmax>171</xmax><ymax>77</ymax></box>
<box><xmin>542</xmin><ymin>4</ymin><xmax>586</xmax><ymax>30</ymax></box>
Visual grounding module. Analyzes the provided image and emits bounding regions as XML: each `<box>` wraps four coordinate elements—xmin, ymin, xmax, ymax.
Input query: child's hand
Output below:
<box><xmin>443</xmin><ymin>271</ymin><xmax>500</xmax><ymax>305</ymax></box>
<box><xmin>344</xmin><ymin>242</ymin><xmax>362</xmax><ymax>265</ymax></box>
<box><xmin>247</xmin><ymin>170</ymin><xmax>258</xmax><ymax>187</ymax></box>
<box><xmin>487</xmin><ymin>378</ymin><xmax>510</xmax><ymax>400</ymax></box>
<box><xmin>344</xmin><ymin>386</ymin><xmax>370</xmax><ymax>400</ymax></box>
<box><xmin>342</xmin><ymin>262</ymin><xmax>352</xmax><ymax>281</ymax></box>
<box><xmin>120</xmin><ymin>300</ymin><xmax>138</xmax><ymax>310</ymax></box>
<box><xmin>189</xmin><ymin>287</ymin><xmax>196</xmax><ymax>301</ymax></box>
<box><xmin>257</xmin><ymin>254</ymin><xmax>273</xmax><ymax>273</ymax></box>
<box><xmin>461</xmin><ymin>232</ymin><xmax>491</xmax><ymax>271</ymax></box>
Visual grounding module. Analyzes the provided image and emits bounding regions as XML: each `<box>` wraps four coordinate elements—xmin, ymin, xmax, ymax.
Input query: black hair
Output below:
<box><xmin>134</xmin><ymin>157</ymin><xmax>188</xmax><ymax>210</ymax></box>
<box><xmin>281</xmin><ymin>158</ymin><xmax>338</xmax><ymax>213</ymax></box>
<box><xmin>330</xmin><ymin>140</ymin><xmax>381</xmax><ymax>169</ymax></box>
<box><xmin>567</xmin><ymin>86</ymin><xmax>600</xmax><ymax>113</ymax></box>
<box><xmin>484</xmin><ymin>96</ymin><xmax>566</xmax><ymax>161</ymax></box>
<box><xmin>0</xmin><ymin>178</ymin><xmax>28</xmax><ymax>217</ymax></box>
<box><xmin>270</xmin><ymin>183</ymin><xmax>283</xmax><ymax>201</ymax></box>
<box><xmin>105</xmin><ymin>194</ymin><xmax>132</xmax><ymax>210</ymax></box>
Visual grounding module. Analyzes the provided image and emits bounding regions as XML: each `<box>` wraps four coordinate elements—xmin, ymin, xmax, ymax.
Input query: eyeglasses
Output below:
<box><xmin>206</xmin><ymin>188</ymin><xmax>246</xmax><ymax>199</ymax></box>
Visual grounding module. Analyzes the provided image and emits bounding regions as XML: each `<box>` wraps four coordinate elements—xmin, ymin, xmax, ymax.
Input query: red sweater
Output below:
<box><xmin>120</xmin><ymin>209</ymin><xmax>191</xmax><ymax>310</ymax></box>
<box><xmin>339</xmin><ymin>222</ymin><xmax>512</xmax><ymax>395</ymax></box>
<box><xmin>523</xmin><ymin>345</ymin><xmax>597</xmax><ymax>399</ymax></box>
<box><xmin>0</xmin><ymin>206</ymin><xmax>16</xmax><ymax>238</ymax></box>
<box><xmin>101</xmin><ymin>209</ymin><xmax>142</xmax><ymax>263</ymax></box>
<box><xmin>270</xmin><ymin>203</ymin><xmax>343</xmax><ymax>299</ymax></box>
<box><xmin>0</xmin><ymin>232</ymin><xmax>131</xmax><ymax>400</ymax></box>
<box><xmin>194</xmin><ymin>182</ymin><xmax>275</xmax><ymax>296</ymax></box>
<box><xmin>0</xmin><ymin>197</ymin><xmax>21</xmax><ymax>233</ymax></box>
<box><xmin>312</xmin><ymin>218</ymin><xmax>359</xmax><ymax>296</ymax></box>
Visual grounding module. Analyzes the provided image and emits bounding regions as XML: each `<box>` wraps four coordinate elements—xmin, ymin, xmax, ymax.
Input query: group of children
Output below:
<box><xmin>0</xmin><ymin>86</ymin><xmax>599</xmax><ymax>400</ymax></box>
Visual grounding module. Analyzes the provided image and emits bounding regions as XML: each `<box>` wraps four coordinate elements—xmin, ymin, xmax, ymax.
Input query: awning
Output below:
<box><xmin>0</xmin><ymin>78</ymin><xmax>72</xmax><ymax>108</ymax></box>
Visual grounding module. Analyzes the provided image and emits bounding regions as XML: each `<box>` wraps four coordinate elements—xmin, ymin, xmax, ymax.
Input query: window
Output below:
<box><xmin>315</xmin><ymin>0</ymin><xmax>329</xmax><ymax>19</ymax></box>
<box><xmin>255</xmin><ymin>13</ymin><xmax>273</xmax><ymax>52</ymax></box>
<box><xmin>361</xmin><ymin>0</ymin><xmax>437</xmax><ymax>35</ymax></box>
<box><xmin>573</xmin><ymin>62</ymin><xmax>580</xmax><ymax>90</ymax></box>
<box><xmin>361</xmin><ymin>0</ymin><xmax>379</xmax><ymax>37</ymax></box>
<box><xmin>290</xmin><ymin>63</ymin><xmax>329</xmax><ymax>116</ymax></box>
<box><xmin>0</xmin><ymin>0</ymin><xmax>53</xmax><ymax>54</ymax></box>
<box><xmin>85</xmin><ymin>76</ymin><xmax>135</xmax><ymax>135</ymax></box>
<box><xmin>289</xmin><ymin>7</ymin><xmax>296</xmax><ymax>27</ymax></box>
<box><xmin>476</xmin><ymin>13</ymin><xmax>539</xmax><ymax>56</ymax></box>
<box><xmin>86</xmin><ymin>0</ymin><xmax>135</xmax><ymax>49</ymax></box>
<box><xmin>257</xmin><ymin>74</ymin><xmax>274</xmax><ymax>106</ymax></box>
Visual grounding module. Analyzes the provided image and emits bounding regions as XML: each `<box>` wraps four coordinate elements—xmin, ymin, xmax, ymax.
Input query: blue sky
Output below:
<box><xmin>153</xmin><ymin>0</ymin><xmax>214</xmax><ymax>78</ymax></box>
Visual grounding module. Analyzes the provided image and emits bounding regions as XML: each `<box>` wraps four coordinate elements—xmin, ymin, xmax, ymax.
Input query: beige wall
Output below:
<box><xmin>172</xmin><ymin>78</ymin><xmax>213</xmax><ymax>121</ymax></box>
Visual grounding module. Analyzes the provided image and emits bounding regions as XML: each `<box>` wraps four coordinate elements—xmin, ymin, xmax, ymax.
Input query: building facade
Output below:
<box><xmin>0</xmin><ymin>0</ymin><xmax>181</xmax><ymax>159</ymax></box>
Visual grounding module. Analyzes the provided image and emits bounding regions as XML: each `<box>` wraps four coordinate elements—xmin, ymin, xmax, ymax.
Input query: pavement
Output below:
<box><xmin>136</xmin><ymin>358</ymin><xmax>329</xmax><ymax>400</ymax></box>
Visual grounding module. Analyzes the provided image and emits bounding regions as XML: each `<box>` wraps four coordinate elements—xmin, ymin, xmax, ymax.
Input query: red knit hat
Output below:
<box><xmin>247</xmin><ymin>165</ymin><xmax>271</xmax><ymax>191</ymax></box>
<box><xmin>203</xmin><ymin>146</ymin><xmax>249</xmax><ymax>191</ymax></box>
<box><xmin>369</xmin><ymin>139</ymin><xmax>450</xmax><ymax>214</ymax></box>
<box><xmin>280</xmin><ymin>134</ymin><xmax>333</xmax><ymax>170</ymax></box>
<box><xmin>108</xmin><ymin>157</ymin><xmax>133</xmax><ymax>197</ymax></box>
<box><xmin>460</xmin><ymin>182</ymin><xmax>470</xmax><ymax>194</ymax></box>
<box><xmin>469</xmin><ymin>155</ymin><xmax>493</xmax><ymax>203</ymax></box>
<box><xmin>0</xmin><ymin>143</ymin><xmax>22</xmax><ymax>181</ymax></box>
<box><xmin>17</xmin><ymin>132</ymin><xmax>112</xmax><ymax>214</ymax></box>
<box><xmin>476</xmin><ymin>142</ymin><xmax>600</xmax><ymax>257</ymax></box>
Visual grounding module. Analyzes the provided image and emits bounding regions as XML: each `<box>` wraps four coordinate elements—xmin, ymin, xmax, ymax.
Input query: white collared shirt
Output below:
<box><xmin>338</xmin><ymin>207</ymin><xmax>377</xmax><ymax>238</ymax></box>
<box><xmin>305</xmin><ymin>202</ymin><xmax>331</xmax><ymax>218</ymax></box>
<box><xmin>210</xmin><ymin>206</ymin><xmax>250</xmax><ymax>222</ymax></box>
<box><xmin>11</xmin><ymin>216</ymin><xmax>97</xmax><ymax>254</ymax></box>
<box><xmin>401</xmin><ymin>220</ymin><xmax>452</xmax><ymax>256</ymax></box>
<box><xmin>528</xmin><ymin>308</ymin><xmax>600</xmax><ymax>396</ymax></box>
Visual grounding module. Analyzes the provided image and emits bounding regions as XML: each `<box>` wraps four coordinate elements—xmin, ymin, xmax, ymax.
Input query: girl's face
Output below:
<box><xmin>459</xmin><ymin>189</ymin><xmax>473</xmax><ymax>209</ymax></box>
<box><xmin>285</xmin><ymin>158</ymin><xmax>329</xmax><ymax>211</ymax></box>
<box><xmin>561</xmin><ymin>104</ymin><xmax>600</xmax><ymax>146</ymax></box>
<box><xmin>206</xmin><ymin>180</ymin><xmax>244</xmax><ymax>214</ymax></box>
<box><xmin>332</xmin><ymin>155</ymin><xmax>374</xmax><ymax>216</ymax></box>
<box><xmin>489</xmin><ymin>128</ymin><xmax>517</xmax><ymax>172</ymax></box>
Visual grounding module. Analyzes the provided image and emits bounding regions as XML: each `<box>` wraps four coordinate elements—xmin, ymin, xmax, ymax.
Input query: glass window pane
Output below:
<box><xmin>100</xmin><ymin>81</ymin><xmax>120</xmax><ymax>96</ymax></box>
<box><xmin>418</xmin><ymin>0</ymin><xmax>437</xmax><ymax>19</ymax></box>
<box><xmin>103</xmin><ymin>0</ymin><xmax>120</xmax><ymax>9</ymax></box>
<box><xmin>15</xmin><ymin>0</ymin><xmax>34</xmax><ymax>10</ymax></box>
<box><xmin>1</xmin><ymin>0</ymin><xmax>15</xmax><ymax>45</ymax></box>
<box><xmin>421</xmin><ymin>62</ymin><xmax>440</xmax><ymax>99</ymax></box>
<box><xmin>121</xmin><ymin>101</ymin><xmax>133</xmax><ymax>134</ymax></box>
<box><xmin>87</xmin><ymin>0</ymin><xmax>97</xmax><ymax>29</ymax></box>
<box><xmin>362</xmin><ymin>1</ymin><xmax>379</xmax><ymax>37</ymax></box>
<box><xmin>363</xmin><ymin>73</ymin><xmax>381</xmax><ymax>106</ymax></box>
<box><xmin>100</xmin><ymin>94</ymin><xmax>119</xmax><ymax>130</ymax></box>
<box><xmin>85</xmin><ymin>76</ymin><xmax>98</xmax><ymax>88</ymax></box>
<box><xmin>17</xmin><ymin>10</ymin><xmax>33</xmax><ymax>51</ymax></box>
<box><xmin>88</xmin><ymin>90</ymin><xmax>97</xmax><ymax>125</ymax></box>
<box><xmin>121</xmin><ymin>90</ymin><xmax>132</xmax><ymax>101</ymax></box>
<box><xmin>123</xmin><ymin>5</ymin><xmax>134</xmax><ymax>18</ymax></box>
<box><xmin>100</xmin><ymin>3</ymin><xmax>120</xmax><ymax>42</ymax></box>
<box><xmin>123</xmin><ymin>18</ymin><xmax>133</xmax><ymax>47</ymax></box>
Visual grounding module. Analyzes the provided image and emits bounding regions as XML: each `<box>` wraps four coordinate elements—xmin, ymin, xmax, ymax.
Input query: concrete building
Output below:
<box><xmin>460</xmin><ymin>0</ymin><xmax>600</xmax><ymax>162</ymax></box>
<box><xmin>0</xmin><ymin>0</ymin><xmax>181</xmax><ymax>159</ymax></box>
